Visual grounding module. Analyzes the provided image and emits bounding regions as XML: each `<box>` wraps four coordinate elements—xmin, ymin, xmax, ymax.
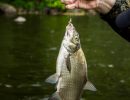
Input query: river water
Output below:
<box><xmin>0</xmin><ymin>15</ymin><xmax>130</xmax><ymax>100</ymax></box>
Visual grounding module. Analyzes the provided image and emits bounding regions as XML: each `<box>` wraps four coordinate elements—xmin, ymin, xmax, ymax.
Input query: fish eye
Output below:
<box><xmin>75</xmin><ymin>36</ymin><xmax>79</xmax><ymax>41</ymax></box>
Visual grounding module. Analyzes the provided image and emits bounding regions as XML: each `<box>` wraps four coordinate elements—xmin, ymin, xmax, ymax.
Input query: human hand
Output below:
<box><xmin>61</xmin><ymin>0</ymin><xmax>97</xmax><ymax>10</ymax></box>
<box><xmin>61</xmin><ymin>0</ymin><xmax>76</xmax><ymax>4</ymax></box>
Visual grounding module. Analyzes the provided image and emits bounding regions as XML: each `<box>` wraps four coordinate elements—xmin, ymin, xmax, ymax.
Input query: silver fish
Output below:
<box><xmin>46</xmin><ymin>19</ymin><xmax>96</xmax><ymax>100</ymax></box>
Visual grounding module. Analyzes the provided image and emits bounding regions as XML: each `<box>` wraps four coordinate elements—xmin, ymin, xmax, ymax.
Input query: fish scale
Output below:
<box><xmin>45</xmin><ymin>19</ymin><xmax>96</xmax><ymax>100</ymax></box>
<box><xmin>49</xmin><ymin>48</ymin><xmax>87</xmax><ymax>100</ymax></box>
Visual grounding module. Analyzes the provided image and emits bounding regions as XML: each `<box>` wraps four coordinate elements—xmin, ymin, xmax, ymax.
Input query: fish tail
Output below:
<box><xmin>48</xmin><ymin>92</ymin><xmax>61</xmax><ymax>100</ymax></box>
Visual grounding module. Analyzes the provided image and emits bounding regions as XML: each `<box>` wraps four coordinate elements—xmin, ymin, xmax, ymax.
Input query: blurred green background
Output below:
<box><xmin>0</xmin><ymin>0</ymin><xmax>130</xmax><ymax>100</ymax></box>
<box><xmin>0</xmin><ymin>0</ymin><xmax>65</xmax><ymax>10</ymax></box>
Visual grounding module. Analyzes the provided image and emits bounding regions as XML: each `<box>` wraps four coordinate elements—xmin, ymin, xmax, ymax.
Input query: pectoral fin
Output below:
<box><xmin>45</xmin><ymin>73</ymin><xmax>58</xmax><ymax>84</ymax></box>
<box><xmin>84</xmin><ymin>81</ymin><xmax>97</xmax><ymax>91</ymax></box>
<box><xmin>66</xmin><ymin>54</ymin><xmax>71</xmax><ymax>72</ymax></box>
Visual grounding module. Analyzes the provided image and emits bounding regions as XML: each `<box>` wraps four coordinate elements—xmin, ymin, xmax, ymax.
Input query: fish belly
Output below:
<box><xmin>58</xmin><ymin>50</ymin><xmax>87</xmax><ymax>100</ymax></box>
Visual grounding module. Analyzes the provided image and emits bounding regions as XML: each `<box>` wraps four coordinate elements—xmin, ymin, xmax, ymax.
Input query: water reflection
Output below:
<box><xmin>0</xmin><ymin>15</ymin><xmax>130</xmax><ymax>100</ymax></box>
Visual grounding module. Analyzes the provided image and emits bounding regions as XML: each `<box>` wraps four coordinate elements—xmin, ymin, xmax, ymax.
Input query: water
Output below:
<box><xmin>0</xmin><ymin>15</ymin><xmax>130</xmax><ymax>100</ymax></box>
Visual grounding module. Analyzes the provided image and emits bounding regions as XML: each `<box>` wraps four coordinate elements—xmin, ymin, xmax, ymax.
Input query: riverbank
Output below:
<box><xmin>0</xmin><ymin>2</ymin><xmax>96</xmax><ymax>16</ymax></box>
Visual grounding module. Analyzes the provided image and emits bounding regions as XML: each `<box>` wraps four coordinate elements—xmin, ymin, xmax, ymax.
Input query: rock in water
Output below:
<box><xmin>14</xmin><ymin>16</ymin><xmax>26</xmax><ymax>23</ymax></box>
<box><xmin>0</xmin><ymin>3</ymin><xmax>16</xmax><ymax>16</ymax></box>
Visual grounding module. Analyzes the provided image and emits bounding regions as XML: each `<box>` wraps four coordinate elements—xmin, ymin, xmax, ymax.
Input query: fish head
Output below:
<box><xmin>63</xmin><ymin>19</ymin><xmax>80</xmax><ymax>53</ymax></box>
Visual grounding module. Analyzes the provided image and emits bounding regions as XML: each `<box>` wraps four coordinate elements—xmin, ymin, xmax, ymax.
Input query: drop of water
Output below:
<box><xmin>108</xmin><ymin>64</ymin><xmax>114</xmax><ymax>68</ymax></box>
<box><xmin>5</xmin><ymin>84</ymin><xmax>12</xmax><ymax>88</ymax></box>
<box><xmin>120</xmin><ymin>80</ymin><xmax>125</xmax><ymax>83</ymax></box>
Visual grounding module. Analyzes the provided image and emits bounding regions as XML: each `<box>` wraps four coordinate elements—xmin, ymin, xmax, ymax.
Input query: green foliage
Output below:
<box><xmin>45</xmin><ymin>0</ymin><xmax>65</xmax><ymax>9</ymax></box>
<box><xmin>1</xmin><ymin>0</ymin><xmax>65</xmax><ymax>10</ymax></box>
<box><xmin>11</xmin><ymin>0</ymin><xmax>36</xmax><ymax>10</ymax></box>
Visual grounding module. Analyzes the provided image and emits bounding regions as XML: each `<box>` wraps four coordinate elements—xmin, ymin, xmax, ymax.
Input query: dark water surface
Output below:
<box><xmin>0</xmin><ymin>15</ymin><xmax>130</xmax><ymax>100</ymax></box>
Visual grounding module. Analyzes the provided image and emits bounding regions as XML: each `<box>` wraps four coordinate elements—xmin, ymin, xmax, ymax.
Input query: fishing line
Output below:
<box><xmin>68</xmin><ymin>13</ymin><xmax>73</xmax><ymax>25</ymax></box>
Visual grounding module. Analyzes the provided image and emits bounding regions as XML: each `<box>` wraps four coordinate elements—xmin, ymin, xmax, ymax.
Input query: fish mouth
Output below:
<box><xmin>67</xmin><ymin>23</ymin><xmax>73</xmax><ymax>29</ymax></box>
<box><xmin>65</xmin><ymin>24</ymin><xmax>77</xmax><ymax>40</ymax></box>
<box><xmin>66</xmin><ymin>20</ymin><xmax>75</xmax><ymax>32</ymax></box>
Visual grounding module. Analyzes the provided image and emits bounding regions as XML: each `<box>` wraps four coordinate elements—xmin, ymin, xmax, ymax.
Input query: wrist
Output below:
<box><xmin>95</xmin><ymin>0</ymin><xmax>116</xmax><ymax>14</ymax></box>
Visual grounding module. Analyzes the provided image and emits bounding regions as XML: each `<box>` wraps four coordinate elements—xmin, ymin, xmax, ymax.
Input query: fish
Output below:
<box><xmin>45</xmin><ymin>19</ymin><xmax>96</xmax><ymax>100</ymax></box>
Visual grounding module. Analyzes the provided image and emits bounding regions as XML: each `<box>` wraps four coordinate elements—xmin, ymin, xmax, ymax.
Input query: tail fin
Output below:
<box><xmin>48</xmin><ymin>92</ymin><xmax>61</xmax><ymax>100</ymax></box>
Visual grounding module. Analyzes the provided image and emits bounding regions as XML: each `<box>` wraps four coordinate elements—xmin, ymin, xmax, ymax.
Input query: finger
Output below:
<box><xmin>66</xmin><ymin>3</ymin><xmax>77</xmax><ymax>9</ymax></box>
<box><xmin>61</xmin><ymin>0</ymin><xmax>76</xmax><ymax>4</ymax></box>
